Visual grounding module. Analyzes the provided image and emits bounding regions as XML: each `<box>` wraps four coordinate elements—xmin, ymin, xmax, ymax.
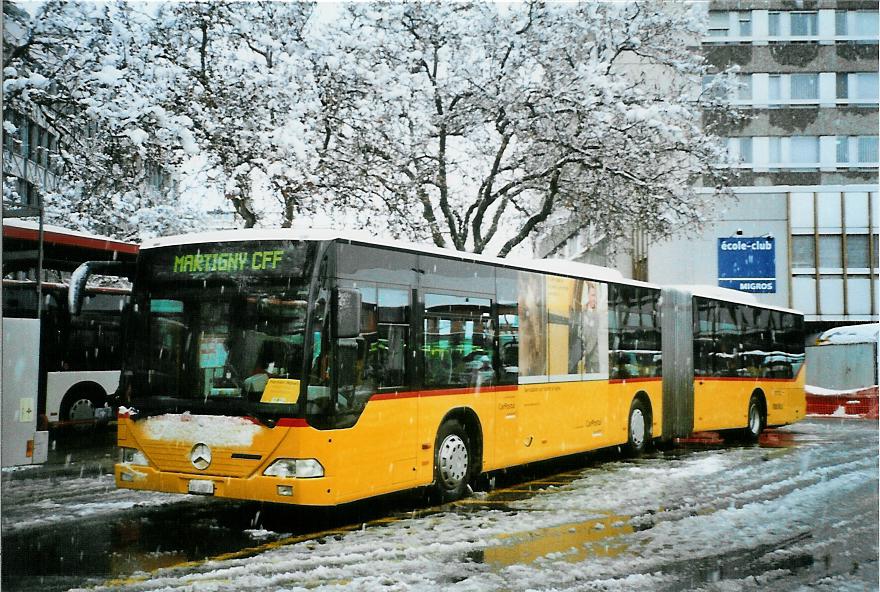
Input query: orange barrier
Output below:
<box><xmin>805</xmin><ymin>386</ymin><xmax>879</xmax><ymax>420</ymax></box>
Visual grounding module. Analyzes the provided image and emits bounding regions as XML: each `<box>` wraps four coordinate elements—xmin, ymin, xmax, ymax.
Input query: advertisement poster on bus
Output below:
<box><xmin>717</xmin><ymin>236</ymin><xmax>776</xmax><ymax>293</ymax></box>
<box><xmin>520</xmin><ymin>273</ymin><xmax>608</xmax><ymax>383</ymax></box>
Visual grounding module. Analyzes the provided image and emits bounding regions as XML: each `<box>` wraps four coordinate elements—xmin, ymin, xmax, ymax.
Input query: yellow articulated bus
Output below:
<box><xmin>70</xmin><ymin>230</ymin><xmax>804</xmax><ymax>506</ymax></box>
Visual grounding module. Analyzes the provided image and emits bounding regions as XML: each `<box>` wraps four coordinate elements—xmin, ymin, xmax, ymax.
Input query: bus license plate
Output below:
<box><xmin>188</xmin><ymin>479</ymin><xmax>215</xmax><ymax>495</ymax></box>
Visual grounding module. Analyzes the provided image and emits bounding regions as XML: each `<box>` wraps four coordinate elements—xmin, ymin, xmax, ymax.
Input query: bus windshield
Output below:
<box><xmin>123</xmin><ymin>241</ymin><xmax>319</xmax><ymax>417</ymax></box>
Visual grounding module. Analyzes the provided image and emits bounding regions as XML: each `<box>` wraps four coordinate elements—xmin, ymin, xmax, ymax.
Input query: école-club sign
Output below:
<box><xmin>717</xmin><ymin>237</ymin><xmax>776</xmax><ymax>293</ymax></box>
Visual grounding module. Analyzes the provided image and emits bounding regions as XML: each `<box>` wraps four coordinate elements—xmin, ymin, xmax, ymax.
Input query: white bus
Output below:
<box><xmin>2</xmin><ymin>220</ymin><xmax>137</xmax><ymax>429</ymax></box>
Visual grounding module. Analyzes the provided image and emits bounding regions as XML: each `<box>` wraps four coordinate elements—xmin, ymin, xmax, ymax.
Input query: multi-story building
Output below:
<box><xmin>540</xmin><ymin>1</ymin><xmax>879</xmax><ymax>336</ymax></box>
<box><xmin>3</xmin><ymin>107</ymin><xmax>62</xmax><ymax>214</ymax></box>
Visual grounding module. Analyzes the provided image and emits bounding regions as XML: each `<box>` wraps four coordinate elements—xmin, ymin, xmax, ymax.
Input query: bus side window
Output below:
<box><xmin>424</xmin><ymin>293</ymin><xmax>494</xmax><ymax>389</ymax></box>
<box><xmin>693</xmin><ymin>298</ymin><xmax>715</xmax><ymax>377</ymax></box>
<box><xmin>334</xmin><ymin>285</ymin><xmax>410</xmax><ymax>417</ymax></box>
<box><xmin>306</xmin><ymin>291</ymin><xmax>332</xmax><ymax>415</ymax></box>
<box><xmin>496</xmin><ymin>269</ymin><xmax>519</xmax><ymax>385</ymax></box>
<box><xmin>377</xmin><ymin>288</ymin><xmax>409</xmax><ymax>389</ymax></box>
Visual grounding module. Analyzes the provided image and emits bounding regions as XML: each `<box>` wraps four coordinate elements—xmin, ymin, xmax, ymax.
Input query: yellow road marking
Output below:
<box><xmin>96</xmin><ymin>467</ymin><xmax>587</xmax><ymax>587</ymax></box>
<box><xmin>98</xmin><ymin>523</ymin><xmax>366</xmax><ymax>588</ymax></box>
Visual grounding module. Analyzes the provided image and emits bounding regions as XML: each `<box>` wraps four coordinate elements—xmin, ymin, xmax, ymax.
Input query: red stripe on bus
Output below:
<box><xmin>273</xmin><ymin>385</ymin><xmax>520</xmax><ymax>427</ymax></box>
<box><xmin>695</xmin><ymin>376</ymin><xmax>799</xmax><ymax>383</ymax></box>
<box><xmin>372</xmin><ymin>384</ymin><xmax>518</xmax><ymax>401</ymax></box>
<box><xmin>277</xmin><ymin>418</ymin><xmax>310</xmax><ymax>427</ymax></box>
<box><xmin>608</xmin><ymin>377</ymin><xmax>662</xmax><ymax>385</ymax></box>
<box><xmin>3</xmin><ymin>225</ymin><xmax>139</xmax><ymax>254</ymax></box>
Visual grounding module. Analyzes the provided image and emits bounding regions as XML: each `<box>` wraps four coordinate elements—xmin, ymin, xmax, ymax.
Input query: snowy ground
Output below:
<box><xmin>1</xmin><ymin>471</ymin><xmax>194</xmax><ymax>534</ymax></box>
<box><xmin>4</xmin><ymin>418</ymin><xmax>872</xmax><ymax>592</ymax></box>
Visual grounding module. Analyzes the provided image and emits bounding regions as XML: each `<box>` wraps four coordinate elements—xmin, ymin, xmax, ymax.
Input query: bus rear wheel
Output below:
<box><xmin>742</xmin><ymin>395</ymin><xmax>765</xmax><ymax>443</ymax></box>
<box><xmin>432</xmin><ymin>419</ymin><xmax>472</xmax><ymax>503</ymax></box>
<box><xmin>625</xmin><ymin>398</ymin><xmax>651</xmax><ymax>456</ymax></box>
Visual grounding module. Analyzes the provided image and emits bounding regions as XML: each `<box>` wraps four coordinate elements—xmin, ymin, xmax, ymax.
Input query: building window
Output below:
<box><xmin>738</xmin><ymin>12</ymin><xmax>752</xmax><ymax>36</ymax></box>
<box><xmin>768</xmin><ymin>75</ymin><xmax>782</xmax><ymax>102</ymax></box>
<box><xmin>836</xmin><ymin>73</ymin><xmax>848</xmax><ymax>99</ymax></box>
<box><xmin>2</xmin><ymin>110</ymin><xmax>16</xmax><ymax>153</ymax></box>
<box><xmin>836</xmin><ymin>72</ymin><xmax>879</xmax><ymax>102</ymax></box>
<box><xmin>836</xmin><ymin>137</ymin><xmax>849</xmax><ymax>163</ymax></box>
<box><xmin>13</xmin><ymin>177</ymin><xmax>37</xmax><ymax>206</ymax></box>
<box><xmin>837</xmin><ymin>136</ymin><xmax>879</xmax><ymax>165</ymax></box>
<box><xmin>790</xmin><ymin>136</ymin><xmax>819</xmax><ymax>164</ymax></box>
<box><xmin>846</xmin><ymin>235</ymin><xmax>870</xmax><ymax>268</ymax></box>
<box><xmin>818</xmin><ymin>235</ymin><xmax>843</xmax><ymax>268</ymax></box>
<box><xmin>791</xmin><ymin>12</ymin><xmax>818</xmax><ymax>36</ymax></box>
<box><xmin>769</xmin><ymin>137</ymin><xmax>782</xmax><ymax>163</ymax></box>
<box><xmin>768</xmin><ymin>12</ymin><xmax>781</xmax><ymax>36</ymax></box>
<box><xmin>790</xmin><ymin>74</ymin><xmax>818</xmax><ymax>100</ymax></box>
<box><xmin>726</xmin><ymin>137</ymin><xmax>753</xmax><ymax>165</ymax></box>
<box><xmin>836</xmin><ymin>11</ymin><xmax>848</xmax><ymax>36</ymax></box>
<box><xmin>837</xmin><ymin>10</ymin><xmax>880</xmax><ymax>40</ymax></box>
<box><xmin>858</xmin><ymin>136</ymin><xmax>879</xmax><ymax>163</ymax></box>
<box><xmin>28</xmin><ymin>121</ymin><xmax>39</xmax><ymax>160</ymax></box>
<box><xmin>739</xmin><ymin>137</ymin><xmax>753</xmax><ymax>163</ymax></box>
<box><xmin>853</xmin><ymin>10</ymin><xmax>879</xmax><ymax>37</ymax></box>
<box><xmin>18</xmin><ymin>113</ymin><xmax>29</xmax><ymax>158</ymax></box>
<box><xmin>701</xmin><ymin>75</ymin><xmax>726</xmax><ymax>101</ymax></box>
<box><xmin>853</xmin><ymin>72</ymin><xmax>879</xmax><ymax>101</ymax></box>
<box><xmin>48</xmin><ymin>133</ymin><xmax>60</xmax><ymax>173</ymax></box>
<box><xmin>737</xmin><ymin>74</ymin><xmax>752</xmax><ymax>101</ymax></box>
<box><xmin>38</xmin><ymin>128</ymin><xmax>49</xmax><ymax>167</ymax></box>
<box><xmin>792</xmin><ymin>235</ymin><xmax>815</xmax><ymax>268</ymax></box>
<box><xmin>708</xmin><ymin>11</ymin><xmax>730</xmax><ymax>37</ymax></box>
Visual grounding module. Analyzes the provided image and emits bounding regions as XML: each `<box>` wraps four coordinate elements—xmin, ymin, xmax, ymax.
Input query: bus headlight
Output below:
<box><xmin>263</xmin><ymin>458</ymin><xmax>324</xmax><ymax>479</ymax></box>
<box><xmin>120</xmin><ymin>447</ymin><xmax>149</xmax><ymax>466</ymax></box>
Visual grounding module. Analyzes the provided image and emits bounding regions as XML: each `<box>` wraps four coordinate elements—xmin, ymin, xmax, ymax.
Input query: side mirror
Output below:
<box><xmin>335</xmin><ymin>288</ymin><xmax>362</xmax><ymax>339</ymax></box>
<box><xmin>69</xmin><ymin>260</ymin><xmax>135</xmax><ymax>315</ymax></box>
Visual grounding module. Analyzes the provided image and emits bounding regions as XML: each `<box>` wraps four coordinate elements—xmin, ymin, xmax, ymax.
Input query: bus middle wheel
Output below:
<box><xmin>742</xmin><ymin>394</ymin><xmax>765</xmax><ymax>443</ymax></box>
<box><xmin>625</xmin><ymin>398</ymin><xmax>651</xmax><ymax>456</ymax></box>
<box><xmin>432</xmin><ymin>419</ymin><xmax>472</xmax><ymax>503</ymax></box>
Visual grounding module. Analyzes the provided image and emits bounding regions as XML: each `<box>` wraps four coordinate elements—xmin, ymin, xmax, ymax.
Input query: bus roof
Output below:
<box><xmin>140</xmin><ymin>227</ymin><xmax>648</xmax><ymax>287</ymax></box>
<box><xmin>3</xmin><ymin>219</ymin><xmax>139</xmax><ymax>255</ymax></box>
<box><xmin>669</xmin><ymin>284</ymin><xmax>803</xmax><ymax>316</ymax></box>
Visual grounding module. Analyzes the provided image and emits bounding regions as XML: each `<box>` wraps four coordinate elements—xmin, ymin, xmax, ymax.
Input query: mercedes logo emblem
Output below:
<box><xmin>190</xmin><ymin>443</ymin><xmax>212</xmax><ymax>470</ymax></box>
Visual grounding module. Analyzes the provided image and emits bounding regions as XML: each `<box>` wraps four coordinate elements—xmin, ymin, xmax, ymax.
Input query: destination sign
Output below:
<box><xmin>148</xmin><ymin>241</ymin><xmax>311</xmax><ymax>280</ymax></box>
<box><xmin>172</xmin><ymin>250</ymin><xmax>284</xmax><ymax>273</ymax></box>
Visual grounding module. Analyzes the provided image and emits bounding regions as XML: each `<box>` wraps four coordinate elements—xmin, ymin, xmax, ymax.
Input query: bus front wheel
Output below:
<box><xmin>625</xmin><ymin>398</ymin><xmax>651</xmax><ymax>456</ymax></box>
<box><xmin>432</xmin><ymin>419</ymin><xmax>472</xmax><ymax>503</ymax></box>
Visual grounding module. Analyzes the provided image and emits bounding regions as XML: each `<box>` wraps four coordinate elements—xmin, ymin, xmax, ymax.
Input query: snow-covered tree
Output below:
<box><xmin>5</xmin><ymin>0</ymin><xmax>737</xmax><ymax>251</ymax></box>
<box><xmin>2</xmin><ymin>0</ymin><xmax>202</xmax><ymax>241</ymax></box>
<box><xmin>147</xmin><ymin>1</ymin><xmax>319</xmax><ymax>227</ymax></box>
<box><xmin>319</xmin><ymin>1</ymin><xmax>737</xmax><ymax>256</ymax></box>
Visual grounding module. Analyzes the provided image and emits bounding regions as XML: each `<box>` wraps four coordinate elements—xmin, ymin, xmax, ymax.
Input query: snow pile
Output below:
<box><xmin>816</xmin><ymin>323</ymin><xmax>879</xmax><ymax>345</ymax></box>
<box><xmin>141</xmin><ymin>413</ymin><xmax>263</xmax><ymax>447</ymax></box>
<box><xmin>806</xmin><ymin>385</ymin><xmax>879</xmax><ymax>397</ymax></box>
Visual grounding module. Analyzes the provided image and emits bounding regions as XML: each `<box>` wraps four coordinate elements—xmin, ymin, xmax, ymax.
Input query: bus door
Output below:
<box><xmin>421</xmin><ymin>290</ymin><xmax>496</xmax><ymax>460</ymax></box>
<box><xmin>330</xmin><ymin>283</ymin><xmax>419</xmax><ymax>499</ymax></box>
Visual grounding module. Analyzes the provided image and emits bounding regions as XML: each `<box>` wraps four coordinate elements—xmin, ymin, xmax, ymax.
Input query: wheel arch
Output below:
<box><xmin>60</xmin><ymin>381</ymin><xmax>108</xmax><ymax>415</ymax></box>
<box><xmin>750</xmin><ymin>388</ymin><xmax>768</xmax><ymax>422</ymax></box>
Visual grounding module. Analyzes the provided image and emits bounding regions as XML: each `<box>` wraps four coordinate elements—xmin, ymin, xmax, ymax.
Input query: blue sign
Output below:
<box><xmin>717</xmin><ymin>237</ymin><xmax>776</xmax><ymax>293</ymax></box>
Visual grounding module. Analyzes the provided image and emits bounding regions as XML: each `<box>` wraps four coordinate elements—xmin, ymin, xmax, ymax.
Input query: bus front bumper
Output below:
<box><xmin>115</xmin><ymin>463</ymin><xmax>336</xmax><ymax>506</ymax></box>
